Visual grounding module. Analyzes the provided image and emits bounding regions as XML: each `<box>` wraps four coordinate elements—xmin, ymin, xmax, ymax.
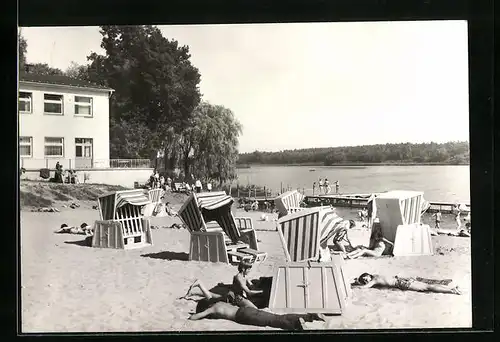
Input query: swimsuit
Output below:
<box><xmin>225</xmin><ymin>290</ymin><xmax>246</xmax><ymax>307</ymax></box>
<box><xmin>395</xmin><ymin>276</ymin><xmax>414</xmax><ymax>291</ymax></box>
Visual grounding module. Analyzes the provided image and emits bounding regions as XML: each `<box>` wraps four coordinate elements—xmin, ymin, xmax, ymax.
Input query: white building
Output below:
<box><xmin>18</xmin><ymin>74</ymin><xmax>114</xmax><ymax>170</ymax></box>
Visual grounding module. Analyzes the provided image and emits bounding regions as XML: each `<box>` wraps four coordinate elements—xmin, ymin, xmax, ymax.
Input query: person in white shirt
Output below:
<box><xmin>207</xmin><ymin>182</ymin><xmax>212</xmax><ymax>192</ymax></box>
<box><xmin>318</xmin><ymin>178</ymin><xmax>324</xmax><ymax>195</ymax></box>
<box><xmin>324</xmin><ymin>178</ymin><xmax>330</xmax><ymax>194</ymax></box>
<box><xmin>195</xmin><ymin>179</ymin><xmax>202</xmax><ymax>193</ymax></box>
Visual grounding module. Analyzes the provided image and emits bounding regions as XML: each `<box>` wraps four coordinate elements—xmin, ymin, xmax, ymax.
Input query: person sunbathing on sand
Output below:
<box><xmin>346</xmin><ymin>225</ymin><xmax>392</xmax><ymax>259</ymax></box>
<box><xmin>352</xmin><ymin>273</ymin><xmax>462</xmax><ymax>295</ymax></box>
<box><xmin>55</xmin><ymin>223</ymin><xmax>93</xmax><ymax>236</ymax></box>
<box><xmin>188</xmin><ymin>300</ymin><xmax>326</xmax><ymax>331</ymax></box>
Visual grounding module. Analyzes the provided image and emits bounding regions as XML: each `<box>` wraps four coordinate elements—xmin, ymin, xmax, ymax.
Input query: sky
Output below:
<box><xmin>21</xmin><ymin>21</ymin><xmax>469</xmax><ymax>153</ymax></box>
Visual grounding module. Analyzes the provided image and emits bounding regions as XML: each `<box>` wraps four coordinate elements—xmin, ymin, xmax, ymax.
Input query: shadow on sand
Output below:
<box><xmin>141</xmin><ymin>251</ymin><xmax>189</xmax><ymax>261</ymax></box>
<box><xmin>64</xmin><ymin>238</ymin><xmax>92</xmax><ymax>247</ymax></box>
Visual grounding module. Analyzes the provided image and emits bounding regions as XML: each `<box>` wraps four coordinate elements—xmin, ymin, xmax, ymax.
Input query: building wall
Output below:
<box><xmin>18</xmin><ymin>82</ymin><xmax>111</xmax><ymax>170</ymax></box>
<box><xmin>21</xmin><ymin>168</ymin><xmax>153</xmax><ymax>189</ymax></box>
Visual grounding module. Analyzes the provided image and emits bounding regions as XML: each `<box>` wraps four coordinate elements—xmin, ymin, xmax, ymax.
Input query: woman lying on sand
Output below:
<box><xmin>352</xmin><ymin>273</ymin><xmax>462</xmax><ymax>295</ymax></box>
<box><xmin>55</xmin><ymin>223</ymin><xmax>93</xmax><ymax>236</ymax></box>
<box><xmin>188</xmin><ymin>300</ymin><xmax>326</xmax><ymax>331</ymax></box>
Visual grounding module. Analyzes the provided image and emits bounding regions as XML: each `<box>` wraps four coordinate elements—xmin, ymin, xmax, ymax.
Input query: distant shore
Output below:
<box><xmin>236</xmin><ymin>162</ymin><xmax>470</xmax><ymax>168</ymax></box>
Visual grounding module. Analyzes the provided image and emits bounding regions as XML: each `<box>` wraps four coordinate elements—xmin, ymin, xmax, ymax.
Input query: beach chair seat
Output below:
<box><xmin>94</xmin><ymin>189</ymin><xmax>153</xmax><ymax>249</ymax></box>
<box><xmin>274</xmin><ymin>190</ymin><xmax>306</xmax><ymax>218</ymax></box>
<box><xmin>178</xmin><ymin>192</ymin><xmax>265</xmax><ymax>264</ymax></box>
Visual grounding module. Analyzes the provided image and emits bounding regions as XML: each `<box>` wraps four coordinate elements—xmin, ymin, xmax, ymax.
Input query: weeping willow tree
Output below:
<box><xmin>176</xmin><ymin>102</ymin><xmax>242</xmax><ymax>185</ymax></box>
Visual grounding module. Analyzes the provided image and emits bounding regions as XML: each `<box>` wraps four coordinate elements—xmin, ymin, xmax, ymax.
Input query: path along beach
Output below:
<box><xmin>20</xmin><ymin>197</ymin><xmax>471</xmax><ymax>332</ymax></box>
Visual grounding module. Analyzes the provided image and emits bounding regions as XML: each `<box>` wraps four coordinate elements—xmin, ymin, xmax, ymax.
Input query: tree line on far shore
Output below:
<box><xmin>237</xmin><ymin>141</ymin><xmax>470</xmax><ymax>166</ymax></box>
<box><xmin>18</xmin><ymin>26</ymin><xmax>242</xmax><ymax>185</ymax></box>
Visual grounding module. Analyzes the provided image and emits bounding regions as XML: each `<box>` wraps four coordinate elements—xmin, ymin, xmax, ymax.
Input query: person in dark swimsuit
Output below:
<box><xmin>352</xmin><ymin>273</ymin><xmax>462</xmax><ymax>294</ymax></box>
<box><xmin>188</xmin><ymin>301</ymin><xmax>326</xmax><ymax>330</ymax></box>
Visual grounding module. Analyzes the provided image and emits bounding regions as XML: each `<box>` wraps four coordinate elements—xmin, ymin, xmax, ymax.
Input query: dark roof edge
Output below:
<box><xmin>19</xmin><ymin>80</ymin><xmax>114</xmax><ymax>92</ymax></box>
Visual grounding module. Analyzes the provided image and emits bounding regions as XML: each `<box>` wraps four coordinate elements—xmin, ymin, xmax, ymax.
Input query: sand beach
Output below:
<box><xmin>20</xmin><ymin>186</ymin><xmax>472</xmax><ymax>332</ymax></box>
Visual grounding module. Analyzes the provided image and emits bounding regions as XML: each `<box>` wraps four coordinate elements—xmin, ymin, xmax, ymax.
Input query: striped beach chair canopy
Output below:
<box><xmin>178</xmin><ymin>191</ymin><xmax>240</xmax><ymax>243</ymax></box>
<box><xmin>98</xmin><ymin>189</ymin><xmax>151</xmax><ymax>221</ymax></box>
<box><xmin>274</xmin><ymin>190</ymin><xmax>305</xmax><ymax>217</ymax></box>
<box><xmin>277</xmin><ymin>206</ymin><xmax>348</xmax><ymax>262</ymax></box>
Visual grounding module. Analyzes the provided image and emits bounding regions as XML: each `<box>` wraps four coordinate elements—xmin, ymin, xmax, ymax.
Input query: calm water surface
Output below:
<box><xmin>236</xmin><ymin>165</ymin><xmax>470</xmax><ymax>203</ymax></box>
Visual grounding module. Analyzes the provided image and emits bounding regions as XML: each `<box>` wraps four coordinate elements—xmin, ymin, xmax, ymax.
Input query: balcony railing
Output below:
<box><xmin>19</xmin><ymin>158</ymin><xmax>153</xmax><ymax>170</ymax></box>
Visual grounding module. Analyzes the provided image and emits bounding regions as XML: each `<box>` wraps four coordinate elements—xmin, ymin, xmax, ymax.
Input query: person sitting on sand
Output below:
<box><xmin>229</xmin><ymin>260</ymin><xmax>264</xmax><ymax>309</ymax></box>
<box><xmin>180</xmin><ymin>277</ymin><xmax>258</xmax><ymax>309</ymax></box>
<box><xmin>187</xmin><ymin>300</ymin><xmax>326</xmax><ymax>330</ymax></box>
<box><xmin>352</xmin><ymin>272</ymin><xmax>462</xmax><ymax>295</ymax></box>
<box><xmin>346</xmin><ymin>223</ymin><xmax>392</xmax><ymax>259</ymax></box>
<box><xmin>325</xmin><ymin>219</ymin><xmax>356</xmax><ymax>257</ymax></box>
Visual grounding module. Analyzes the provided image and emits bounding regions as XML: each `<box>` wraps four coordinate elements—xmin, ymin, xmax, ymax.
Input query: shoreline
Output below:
<box><xmin>237</xmin><ymin>163</ymin><xmax>470</xmax><ymax>168</ymax></box>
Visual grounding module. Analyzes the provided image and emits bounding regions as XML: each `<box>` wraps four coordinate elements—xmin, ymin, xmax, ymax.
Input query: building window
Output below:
<box><xmin>19</xmin><ymin>136</ymin><xmax>33</xmax><ymax>157</ymax></box>
<box><xmin>19</xmin><ymin>92</ymin><xmax>32</xmax><ymax>113</ymax></box>
<box><xmin>74</xmin><ymin>96</ymin><xmax>93</xmax><ymax>116</ymax></box>
<box><xmin>44</xmin><ymin>94</ymin><xmax>64</xmax><ymax>114</ymax></box>
<box><xmin>44</xmin><ymin>137</ymin><xmax>64</xmax><ymax>157</ymax></box>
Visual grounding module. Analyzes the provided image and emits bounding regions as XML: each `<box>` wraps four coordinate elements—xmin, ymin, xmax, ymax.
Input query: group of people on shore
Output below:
<box><xmin>431</xmin><ymin>203</ymin><xmax>471</xmax><ymax>234</ymax></box>
<box><xmin>148</xmin><ymin>169</ymin><xmax>212</xmax><ymax>193</ymax></box>
<box><xmin>313</xmin><ymin>178</ymin><xmax>340</xmax><ymax>195</ymax></box>
<box><xmin>51</xmin><ymin>162</ymin><xmax>79</xmax><ymax>184</ymax></box>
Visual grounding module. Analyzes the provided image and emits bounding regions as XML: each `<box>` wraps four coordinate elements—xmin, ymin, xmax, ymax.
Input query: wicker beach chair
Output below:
<box><xmin>178</xmin><ymin>191</ymin><xmax>267</xmax><ymax>264</ymax></box>
<box><xmin>143</xmin><ymin>188</ymin><xmax>165</xmax><ymax>217</ymax></box>
<box><xmin>274</xmin><ymin>190</ymin><xmax>306</xmax><ymax>218</ymax></box>
<box><xmin>93</xmin><ymin>189</ymin><xmax>153</xmax><ymax>249</ymax></box>
<box><xmin>374</xmin><ymin>190</ymin><xmax>433</xmax><ymax>256</ymax></box>
<box><xmin>276</xmin><ymin>206</ymin><xmax>349</xmax><ymax>262</ymax></box>
<box><xmin>270</xmin><ymin>206</ymin><xmax>351</xmax><ymax>315</ymax></box>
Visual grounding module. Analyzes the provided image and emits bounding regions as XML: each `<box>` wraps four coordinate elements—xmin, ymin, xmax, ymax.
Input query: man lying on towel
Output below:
<box><xmin>352</xmin><ymin>273</ymin><xmax>462</xmax><ymax>295</ymax></box>
<box><xmin>188</xmin><ymin>300</ymin><xmax>326</xmax><ymax>330</ymax></box>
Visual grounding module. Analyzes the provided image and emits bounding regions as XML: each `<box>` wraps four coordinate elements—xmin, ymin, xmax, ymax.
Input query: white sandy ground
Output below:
<box><xmin>20</xmin><ymin>203</ymin><xmax>471</xmax><ymax>332</ymax></box>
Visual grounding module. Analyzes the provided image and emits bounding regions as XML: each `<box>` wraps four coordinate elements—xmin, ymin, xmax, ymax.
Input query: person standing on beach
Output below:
<box><xmin>195</xmin><ymin>179</ymin><xmax>202</xmax><ymax>193</ymax></box>
<box><xmin>324</xmin><ymin>178</ymin><xmax>330</xmax><ymax>194</ymax></box>
<box><xmin>366</xmin><ymin>194</ymin><xmax>377</xmax><ymax>230</ymax></box>
<box><xmin>335</xmin><ymin>180</ymin><xmax>340</xmax><ymax>194</ymax></box>
<box><xmin>453</xmin><ymin>204</ymin><xmax>461</xmax><ymax>230</ymax></box>
<box><xmin>318</xmin><ymin>178</ymin><xmax>324</xmax><ymax>195</ymax></box>
<box><xmin>312</xmin><ymin>182</ymin><xmax>317</xmax><ymax>196</ymax></box>
<box><xmin>432</xmin><ymin>211</ymin><xmax>442</xmax><ymax>229</ymax></box>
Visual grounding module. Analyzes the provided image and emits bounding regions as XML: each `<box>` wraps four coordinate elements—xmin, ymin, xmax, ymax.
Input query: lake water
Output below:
<box><xmin>236</xmin><ymin>165</ymin><xmax>470</xmax><ymax>203</ymax></box>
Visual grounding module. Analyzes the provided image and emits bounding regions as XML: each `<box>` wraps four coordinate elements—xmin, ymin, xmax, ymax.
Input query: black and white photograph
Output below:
<box><xmin>18</xmin><ymin>20</ymin><xmax>474</xmax><ymax>332</ymax></box>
